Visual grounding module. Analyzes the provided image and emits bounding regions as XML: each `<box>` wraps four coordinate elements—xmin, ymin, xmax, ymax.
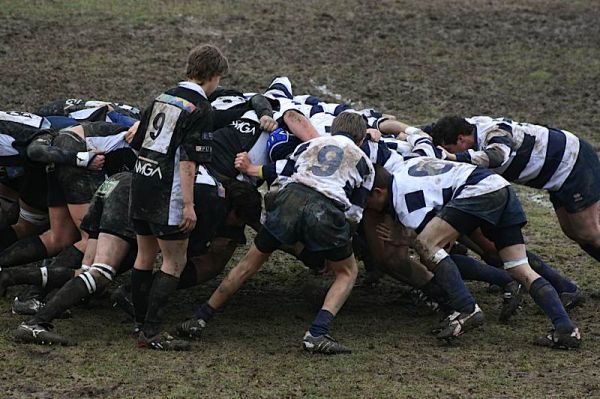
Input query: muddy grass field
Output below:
<box><xmin>1</xmin><ymin>1</ymin><xmax>599</xmax><ymax>398</ymax></box>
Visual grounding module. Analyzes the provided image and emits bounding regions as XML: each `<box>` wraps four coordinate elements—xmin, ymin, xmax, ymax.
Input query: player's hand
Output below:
<box><xmin>179</xmin><ymin>203</ymin><xmax>197</xmax><ymax>233</ymax></box>
<box><xmin>366</xmin><ymin>128</ymin><xmax>382</xmax><ymax>142</ymax></box>
<box><xmin>234</xmin><ymin>152</ymin><xmax>252</xmax><ymax>173</ymax></box>
<box><xmin>259</xmin><ymin>115</ymin><xmax>278</xmax><ymax>132</ymax></box>
<box><xmin>375</xmin><ymin>222</ymin><xmax>411</xmax><ymax>246</ymax></box>
<box><xmin>437</xmin><ymin>146</ymin><xmax>456</xmax><ymax>161</ymax></box>
<box><xmin>396</xmin><ymin>132</ymin><xmax>408</xmax><ymax>141</ymax></box>
<box><xmin>125</xmin><ymin>121</ymin><xmax>140</xmax><ymax>144</ymax></box>
<box><xmin>87</xmin><ymin>151</ymin><xmax>105</xmax><ymax>170</ymax></box>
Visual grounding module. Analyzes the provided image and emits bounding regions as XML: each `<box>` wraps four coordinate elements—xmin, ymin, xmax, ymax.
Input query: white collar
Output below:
<box><xmin>178</xmin><ymin>81</ymin><xmax>207</xmax><ymax>99</ymax></box>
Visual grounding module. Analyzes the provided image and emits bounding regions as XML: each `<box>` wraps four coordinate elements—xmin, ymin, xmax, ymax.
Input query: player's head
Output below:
<box><xmin>224</xmin><ymin>180</ymin><xmax>262</xmax><ymax>231</ymax></box>
<box><xmin>366</xmin><ymin>164</ymin><xmax>392</xmax><ymax>212</ymax></box>
<box><xmin>331</xmin><ymin>112</ymin><xmax>367</xmax><ymax>145</ymax></box>
<box><xmin>186</xmin><ymin>45</ymin><xmax>229</xmax><ymax>96</ymax></box>
<box><xmin>430</xmin><ymin>116</ymin><xmax>476</xmax><ymax>153</ymax></box>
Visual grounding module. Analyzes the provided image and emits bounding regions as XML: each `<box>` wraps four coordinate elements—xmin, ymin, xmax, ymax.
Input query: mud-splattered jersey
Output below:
<box><xmin>390</xmin><ymin>157</ymin><xmax>509</xmax><ymax>231</ymax></box>
<box><xmin>36</xmin><ymin>98</ymin><xmax>141</xmax><ymax>122</ymax></box>
<box><xmin>130</xmin><ymin>82</ymin><xmax>213</xmax><ymax>225</ymax></box>
<box><xmin>457</xmin><ymin>116</ymin><xmax>580</xmax><ymax>191</ymax></box>
<box><xmin>276</xmin><ymin>134</ymin><xmax>374</xmax><ymax>223</ymax></box>
<box><xmin>0</xmin><ymin>111</ymin><xmax>52</xmax><ymax>170</ymax></box>
<box><xmin>208</xmin><ymin>89</ymin><xmax>272</xmax><ymax>181</ymax></box>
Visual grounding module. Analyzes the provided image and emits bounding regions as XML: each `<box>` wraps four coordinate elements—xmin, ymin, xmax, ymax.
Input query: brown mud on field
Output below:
<box><xmin>1</xmin><ymin>1</ymin><xmax>599</xmax><ymax>398</ymax></box>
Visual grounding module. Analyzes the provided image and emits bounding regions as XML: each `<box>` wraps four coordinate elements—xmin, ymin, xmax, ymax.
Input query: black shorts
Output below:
<box><xmin>19</xmin><ymin>164</ymin><xmax>48</xmax><ymax>211</ymax></box>
<box><xmin>80</xmin><ymin>173</ymin><xmax>136</xmax><ymax>244</ymax></box>
<box><xmin>187</xmin><ymin>184</ymin><xmax>229</xmax><ymax>256</ymax></box>
<box><xmin>47</xmin><ymin>132</ymin><xmax>106</xmax><ymax>206</ymax></box>
<box><xmin>132</xmin><ymin>218</ymin><xmax>188</xmax><ymax>240</ymax></box>
<box><xmin>438</xmin><ymin>186</ymin><xmax>527</xmax><ymax>250</ymax></box>
<box><xmin>550</xmin><ymin>139</ymin><xmax>600</xmax><ymax>213</ymax></box>
<box><xmin>254</xmin><ymin>183</ymin><xmax>353</xmax><ymax>261</ymax></box>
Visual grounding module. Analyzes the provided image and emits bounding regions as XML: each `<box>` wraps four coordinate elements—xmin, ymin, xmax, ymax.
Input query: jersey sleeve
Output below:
<box><xmin>344</xmin><ymin>154</ymin><xmax>375</xmax><ymax>224</ymax></box>
<box><xmin>180</xmin><ymin>103</ymin><xmax>214</xmax><ymax>164</ymax></box>
<box><xmin>454</xmin><ymin>127</ymin><xmax>512</xmax><ymax>168</ymax></box>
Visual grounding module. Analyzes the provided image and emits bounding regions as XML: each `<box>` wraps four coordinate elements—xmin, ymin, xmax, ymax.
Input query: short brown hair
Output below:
<box><xmin>185</xmin><ymin>45</ymin><xmax>229</xmax><ymax>82</ymax></box>
<box><xmin>331</xmin><ymin>112</ymin><xmax>367</xmax><ymax>144</ymax></box>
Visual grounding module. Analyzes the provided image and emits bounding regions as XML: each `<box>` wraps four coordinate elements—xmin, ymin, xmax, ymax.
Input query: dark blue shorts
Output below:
<box><xmin>550</xmin><ymin>139</ymin><xmax>600</xmax><ymax>213</ymax></box>
<box><xmin>255</xmin><ymin>183</ymin><xmax>352</xmax><ymax>261</ymax></box>
<box><xmin>438</xmin><ymin>186</ymin><xmax>527</xmax><ymax>249</ymax></box>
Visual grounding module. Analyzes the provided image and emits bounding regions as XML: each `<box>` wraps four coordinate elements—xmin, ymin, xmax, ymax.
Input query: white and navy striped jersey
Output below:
<box><xmin>263</xmin><ymin>76</ymin><xmax>388</xmax><ymax>135</ymax></box>
<box><xmin>390</xmin><ymin>157</ymin><xmax>510</xmax><ymax>231</ymax></box>
<box><xmin>457</xmin><ymin>116</ymin><xmax>580</xmax><ymax>191</ymax></box>
<box><xmin>274</xmin><ymin>134</ymin><xmax>374</xmax><ymax>224</ymax></box>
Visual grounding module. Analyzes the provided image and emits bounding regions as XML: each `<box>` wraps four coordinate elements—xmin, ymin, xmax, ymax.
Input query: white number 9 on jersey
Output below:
<box><xmin>141</xmin><ymin>102</ymin><xmax>182</xmax><ymax>154</ymax></box>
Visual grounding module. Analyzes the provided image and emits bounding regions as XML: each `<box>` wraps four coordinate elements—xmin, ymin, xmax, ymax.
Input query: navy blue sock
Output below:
<box><xmin>529</xmin><ymin>277</ymin><xmax>574</xmax><ymax>333</ymax></box>
<box><xmin>580</xmin><ymin>244</ymin><xmax>600</xmax><ymax>262</ymax></box>
<box><xmin>432</xmin><ymin>257</ymin><xmax>476</xmax><ymax>314</ymax></box>
<box><xmin>452</xmin><ymin>255</ymin><xmax>513</xmax><ymax>287</ymax></box>
<box><xmin>195</xmin><ymin>302</ymin><xmax>216</xmax><ymax>321</ymax></box>
<box><xmin>309</xmin><ymin>309</ymin><xmax>334</xmax><ymax>337</ymax></box>
<box><xmin>527</xmin><ymin>251</ymin><xmax>578</xmax><ymax>294</ymax></box>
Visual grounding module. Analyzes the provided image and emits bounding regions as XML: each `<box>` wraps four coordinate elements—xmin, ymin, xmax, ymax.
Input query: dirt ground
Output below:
<box><xmin>1</xmin><ymin>1</ymin><xmax>599</xmax><ymax>398</ymax></box>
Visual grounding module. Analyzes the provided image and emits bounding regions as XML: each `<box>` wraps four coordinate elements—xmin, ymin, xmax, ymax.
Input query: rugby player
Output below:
<box><xmin>367</xmin><ymin>158</ymin><xmax>581</xmax><ymax>349</ymax></box>
<box><xmin>430</xmin><ymin>116</ymin><xmax>600</xmax><ymax>263</ymax></box>
<box><xmin>8</xmin><ymin>168</ymin><xmax>261</xmax><ymax>347</ymax></box>
<box><xmin>129</xmin><ymin>44</ymin><xmax>228</xmax><ymax>350</ymax></box>
<box><xmin>177</xmin><ymin>112</ymin><xmax>374</xmax><ymax>354</ymax></box>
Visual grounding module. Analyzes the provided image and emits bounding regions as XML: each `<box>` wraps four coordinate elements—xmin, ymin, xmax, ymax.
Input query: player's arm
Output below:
<box><xmin>26</xmin><ymin>131</ymin><xmax>105</xmax><ymax>170</ymax></box>
<box><xmin>448</xmin><ymin>127</ymin><xmax>512</xmax><ymax>168</ymax></box>
<box><xmin>249</xmin><ymin>94</ymin><xmax>277</xmax><ymax>132</ymax></box>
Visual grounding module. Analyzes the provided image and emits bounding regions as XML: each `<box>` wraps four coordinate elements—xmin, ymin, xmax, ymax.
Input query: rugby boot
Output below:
<box><xmin>137</xmin><ymin>331</ymin><xmax>190</xmax><ymax>351</ymax></box>
<box><xmin>436</xmin><ymin>304</ymin><xmax>485</xmax><ymax>340</ymax></box>
<box><xmin>533</xmin><ymin>327</ymin><xmax>581</xmax><ymax>350</ymax></box>
<box><xmin>11</xmin><ymin>296</ymin><xmax>45</xmax><ymax>315</ymax></box>
<box><xmin>13</xmin><ymin>322</ymin><xmax>71</xmax><ymax>346</ymax></box>
<box><xmin>177</xmin><ymin>318</ymin><xmax>207</xmax><ymax>339</ymax></box>
<box><xmin>110</xmin><ymin>284</ymin><xmax>135</xmax><ymax>319</ymax></box>
<box><xmin>499</xmin><ymin>281</ymin><xmax>523</xmax><ymax>322</ymax></box>
<box><xmin>302</xmin><ymin>331</ymin><xmax>352</xmax><ymax>354</ymax></box>
<box><xmin>559</xmin><ymin>288</ymin><xmax>585</xmax><ymax>311</ymax></box>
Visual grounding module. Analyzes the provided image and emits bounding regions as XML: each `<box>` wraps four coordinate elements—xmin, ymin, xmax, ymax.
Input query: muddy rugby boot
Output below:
<box><xmin>110</xmin><ymin>284</ymin><xmax>135</xmax><ymax>319</ymax></box>
<box><xmin>137</xmin><ymin>331</ymin><xmax>191</xmax><ymax>351</ymax></box>
<box><xmin>559</xmin><ymin>288</ymin><xmax>585</xmax><ymax>311</ymax></box>
<box><xmin>14</xmin><ymin>322</ymin><xmax>71</xmax><ymax>346</ymax></box>
<box><xmin>534</xmin><ymin>327</ymin><xmax>581</xmax><ymax>350</ymax></box>
<box><xmin>436</xmin><ymin>304</ymin><xmax>485</xmax><ymax>340</ymax></box>
<box><xmin>11</xmin><ymin>296</ymin><xmax>45</xmax><ymax>315</ymax></box>
<box><xmin>499</xmin><ymin>281</ymin><xmax>523</xmax><ymax>323</ymax></box>
<box><xmin>302</xmin><ymin>331</ymin><xmax>352</xmax><ymax>354</ymax></box>
<box><xmin>177</xmin><ymin>318</ymin><xmax>207</xmax><ymax>339</ymax></box>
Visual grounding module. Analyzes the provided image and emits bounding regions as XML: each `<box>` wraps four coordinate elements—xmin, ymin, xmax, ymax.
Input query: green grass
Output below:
<box><xmin>1</xmin><ymin>0</ymin><xmax>599</xmax><ymax>397</ymax></box>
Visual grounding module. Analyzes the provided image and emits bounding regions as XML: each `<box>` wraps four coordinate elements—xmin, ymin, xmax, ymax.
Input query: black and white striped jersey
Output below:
<box><xmin>36</xmin><ymin>98</ymin><xmax>141</xmax><ymax>122</ymax></box>
<box><xmin>130</xmin><ymin>81</ymin><xmax>213</xmax><ymax>225</ymax></box>
<box><xmin>457</xmin><ymin>116</ymin><xmax>580</xmax><ymax>191</ymax></box>
<box><xmin>208</xmin><ymin>89</ymin><xmax>274</xmax><ymax>181</ymax></box>
<box><xmin>273</xmin><ymin>134</ymin><xmax>375</xmax><ymax>224</ymax></box>
<box><xmin>0</xmin><ymin>111</ymin><xmax>51</xmax><ymax>164</ymax></box>
<box><xmin>389</xmin><ymin>157</ymin><xmax>509</xmax><ymax>231</ymax></box>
